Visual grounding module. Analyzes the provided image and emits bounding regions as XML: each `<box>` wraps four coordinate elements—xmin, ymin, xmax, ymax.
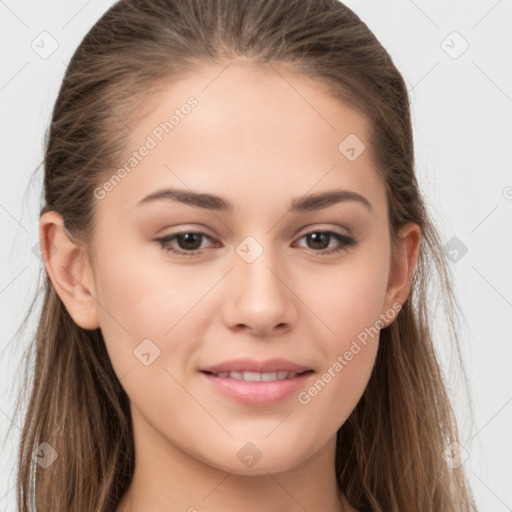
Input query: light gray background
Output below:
<box><xmin>1</xmin><ymin>0</ymin><xmax>511</xmax><ymax>510</ymax></box>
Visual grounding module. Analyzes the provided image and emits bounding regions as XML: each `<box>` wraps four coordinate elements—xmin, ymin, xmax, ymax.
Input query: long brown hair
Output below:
<box><xmin>9</xmin><ymin>0</ymin><xmax>478</xmax><ymax>510</ymax></box>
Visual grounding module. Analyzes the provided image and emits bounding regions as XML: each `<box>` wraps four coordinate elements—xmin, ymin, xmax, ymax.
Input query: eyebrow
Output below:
<box><xmin>135</xmin><ymin>187</ymin><xmax>372</xmax><ymax>213</ymax></box>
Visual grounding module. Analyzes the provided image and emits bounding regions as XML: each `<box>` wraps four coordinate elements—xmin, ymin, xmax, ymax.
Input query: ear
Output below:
<box><xmin>39</xmin><ymin>210</ymin><xmax>100</xmax><ymax>330</ymax></box>
<box><xmin>381</xmin><ymin>222</ymin><xmax>421</xmax><ymax>325</ymax></box>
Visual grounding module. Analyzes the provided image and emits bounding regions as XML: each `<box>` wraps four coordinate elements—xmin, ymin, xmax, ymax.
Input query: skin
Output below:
<box><xmin>40</xmin><ymin>60</ymin><xmax>420</xmax><ymax>512</ymax></box>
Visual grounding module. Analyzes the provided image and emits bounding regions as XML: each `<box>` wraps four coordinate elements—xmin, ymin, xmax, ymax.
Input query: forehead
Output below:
<box><xmin>98</xmin><ymin>61</ymin><xmax>385</xmax><ymax>215</ymax></box>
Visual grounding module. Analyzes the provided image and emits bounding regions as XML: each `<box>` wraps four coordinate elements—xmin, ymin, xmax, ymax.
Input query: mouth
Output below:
<box><xmin>201</xmin><ymin>369</ymin><xmax>314</xmax><ymax>381</ymax></box>
<box><xmin>199</xmin><ymin>368</ymin><xmax>315</xmax><ymax>406</ymax></box>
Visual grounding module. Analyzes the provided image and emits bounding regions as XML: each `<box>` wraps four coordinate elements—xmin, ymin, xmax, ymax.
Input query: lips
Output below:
<box><xmin>210</xmin><ymin>370</ymin><xmax>305</xmax><ymax>381</ymax></box>
<box><xmin>200</xmin><ymin>369</ymin><xmax>314</xmax><ymax>406</ymax></box>
<box><xmin>199</xmin><ymin>358</ymin><xmax>314</xmax><ymax>405</ymax></box>
<box><xmin>200</xmin><ymin>357</ymin><xmax>312</xmax><ymax>375</ymax></box>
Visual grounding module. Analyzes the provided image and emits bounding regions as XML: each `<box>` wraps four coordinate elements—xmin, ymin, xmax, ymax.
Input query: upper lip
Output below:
<box><xmin>200</xmin><ymin>358</ymin><xmax>313</xmax><ymax>374</ymax></box>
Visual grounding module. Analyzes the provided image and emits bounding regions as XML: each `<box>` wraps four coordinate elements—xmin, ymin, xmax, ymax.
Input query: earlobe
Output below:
<box><xmin>382</xmin><ymin>223</ymin><xmax>421</xmax><ymax>324</ymax></box>
<box><xmin>39</xmin><ymin>211</ymin><xmax>100</xmax><ymax>330</ymax></box>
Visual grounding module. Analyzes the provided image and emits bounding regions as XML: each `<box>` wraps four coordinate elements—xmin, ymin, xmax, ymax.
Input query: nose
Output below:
<box><xmin>221</xmin><ymin>246</ymin><xmax>297</xmax><ymax>336</ymax></box>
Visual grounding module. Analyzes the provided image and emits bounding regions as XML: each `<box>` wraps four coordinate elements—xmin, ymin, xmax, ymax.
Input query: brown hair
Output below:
<box><xmin>10</xmin><ymin>0</ymin><xmax>478</xmax><ymax>510</ymax></box>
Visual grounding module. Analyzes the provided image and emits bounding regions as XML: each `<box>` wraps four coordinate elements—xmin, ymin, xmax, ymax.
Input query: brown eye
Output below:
<box><xmin>155</xmin><ymin>231</ymin><xmax>215</xmax><ymax>256</ymax></box>
<box><xmin>305</xmin><ymin>232</ymin><xmax>331</xmax><ymax>250</ymax></box>
<box><xmin>174</xmin><ymin>233</ymin><xmax>204</xmax><ymax>251</ymax></box>
<box><xmin>295</xmin><ymin>230</ymin><xmax>356</xmax><ymax>256</ymax></box>
<box><xmin>155</xmin><ymin>229</ymin><xmax>356</xmax><ymax>258</ymax></box>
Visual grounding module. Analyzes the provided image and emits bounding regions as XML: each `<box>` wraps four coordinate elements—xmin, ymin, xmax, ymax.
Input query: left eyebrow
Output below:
<box><xmin>135</xmin><ymin>187</ymin><xmax>373</xmax><ymax>213</ymax></box>
<box><xmin>289</xmin><ymin>189</ymin><xmax>372</xmax><ymax>212</ymax></box>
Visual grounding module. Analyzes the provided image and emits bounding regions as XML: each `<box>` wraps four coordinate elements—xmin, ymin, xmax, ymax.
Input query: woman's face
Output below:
<box><xmin>47</xmin><ymin>61</ymin><xmax>419</xmax><ymax>477</ymax></box>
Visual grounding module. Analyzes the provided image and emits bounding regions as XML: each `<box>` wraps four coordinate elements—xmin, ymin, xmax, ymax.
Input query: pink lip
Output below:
<box><xmin>200</xmin><ymin>357</ymin><xmax>312</xmax><ymax>374</ymax></box>
<box><xmin>200</xmin><ymin>371</ymin><xmax>313</xmax><ymax>406</ymax></box>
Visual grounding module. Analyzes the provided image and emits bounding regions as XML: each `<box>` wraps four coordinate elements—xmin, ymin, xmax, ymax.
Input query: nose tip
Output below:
<box><xmin>223</xmin><ymin>254</ymin><xmax>296</xmax><ymax>336</ymax></box>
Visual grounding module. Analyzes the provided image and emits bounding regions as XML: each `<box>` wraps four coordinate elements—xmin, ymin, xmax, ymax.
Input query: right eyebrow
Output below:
<box><xmin>136</xmin><ymin>188</ymin><xmax>232</xmax><ymax>212</ymax></box>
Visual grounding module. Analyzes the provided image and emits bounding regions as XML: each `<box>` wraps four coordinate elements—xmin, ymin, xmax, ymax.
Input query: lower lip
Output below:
<box><xmin>200</xmin><ymin>371</ymin><xmax>314</xmax><ymax>406</ymax></box>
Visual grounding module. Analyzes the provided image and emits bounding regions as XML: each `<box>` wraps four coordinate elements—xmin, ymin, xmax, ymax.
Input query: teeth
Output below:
<box><xmin>215</xmin><ymin>371</ymin><xmax>298</xmax><ymax>381</ymax></box>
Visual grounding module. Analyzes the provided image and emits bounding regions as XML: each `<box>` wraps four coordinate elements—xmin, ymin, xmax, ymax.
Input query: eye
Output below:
<box><xmin>154</xmin><ymin>229</ymin><xmax>356</xmax><ymax>258</ymax></box>
<box><xmin>294</xmin><ymin>230</ymin><xmax>356</xmax><ymax>256</ymax></box>
<box><xmin>155</xmin><ymin>231</ymin><xmax>217</xmax><ymax>257</ymax></box>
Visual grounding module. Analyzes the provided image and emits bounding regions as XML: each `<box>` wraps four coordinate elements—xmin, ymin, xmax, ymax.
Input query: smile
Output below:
<box><xmin>200</xmin><ymin>369</ymin><xmax>314</xmax><ymax>406</ymax></box>
<box><xmin>205</xmin><ymin>370</ymin><xmax>310</xmax><ymax>381</ymax></box>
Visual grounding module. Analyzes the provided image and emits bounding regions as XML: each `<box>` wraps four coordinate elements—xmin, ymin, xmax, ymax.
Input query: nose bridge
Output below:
<box><xmin>234</xmin><ymin>233</ymin><xmax>285</xmax><ymax>300</ymax></box>
<box><xmin>222</xmin><ymin>233</ymin><xmax>295</xmax><ymax>333</ymax></box>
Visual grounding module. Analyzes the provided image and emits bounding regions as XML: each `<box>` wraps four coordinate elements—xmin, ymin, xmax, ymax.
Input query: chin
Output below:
<box><xmin>196</xmin><ymin>441</ymin><xmax>312</xmax><ymax>476</ymax></box>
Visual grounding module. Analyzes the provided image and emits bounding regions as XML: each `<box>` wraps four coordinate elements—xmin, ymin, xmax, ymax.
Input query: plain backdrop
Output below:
<box><xmin>1</xmin><ymin>0</ymin><xmax>511</xmax><ymax>511</ymax></box>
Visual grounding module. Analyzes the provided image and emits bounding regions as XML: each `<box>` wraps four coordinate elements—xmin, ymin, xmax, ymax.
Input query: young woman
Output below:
<box><xmin>14</xmin><ymin>0</ymin><xmax>478</xmax><ymax>510</ymax></box>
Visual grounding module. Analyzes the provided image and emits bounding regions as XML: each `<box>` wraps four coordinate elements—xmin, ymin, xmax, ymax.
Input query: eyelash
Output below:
<box><xmin>154</xmin><ymin>229</ymin><xmax>356</xmax><ymax>258</ymax></box>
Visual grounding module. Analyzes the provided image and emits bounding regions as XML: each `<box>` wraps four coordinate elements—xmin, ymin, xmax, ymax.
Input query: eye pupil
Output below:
<box><xmin>177</xmin><ymin>233</ymin><xmax>202</xmax><ymax>250</ymax></box>
<box><xmin>308</xmin><ymin>232</ymin><xmax>330</xmax><ymax>250</ymax></box>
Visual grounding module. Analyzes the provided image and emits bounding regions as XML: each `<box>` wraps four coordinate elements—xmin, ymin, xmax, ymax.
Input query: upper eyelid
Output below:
<box><xmin>158</xmin><ymin>223</ymin><xmax>352</xmax><ymax>239</ymax></box>
<box><xmin>156</xmin><ymin>228</ymin><xmax>353</xmax><ymax>248</ymax></box>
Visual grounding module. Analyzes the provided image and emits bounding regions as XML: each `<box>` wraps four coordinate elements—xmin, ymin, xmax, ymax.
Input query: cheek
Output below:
<box><xmin>305</xmin><ymin>250</ymin><xmax>390</xmax><ymax>342</ymax></box>
<box><xmin>92</xmin><ymin>240</ymin><xmax>213</xmax><ymax>380</ymax></box>
<box><xmin>297</xmin><ymin>260</ymin><xmax>387</xmax><ymax>432</ymax></box>
<box><xmin>293</xmin><ymin>247</ymin><xmax>388</xmax><ymax>420</ymax></box>
<box><xmin>93</xmin><ymin>231</ymin><xmax>193</xmax><ymax>330</ymax></box>
<box><xmin>91</xmin><ymin>246</ymin><xmax>169</xmax><ymax>372</ymax></box>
